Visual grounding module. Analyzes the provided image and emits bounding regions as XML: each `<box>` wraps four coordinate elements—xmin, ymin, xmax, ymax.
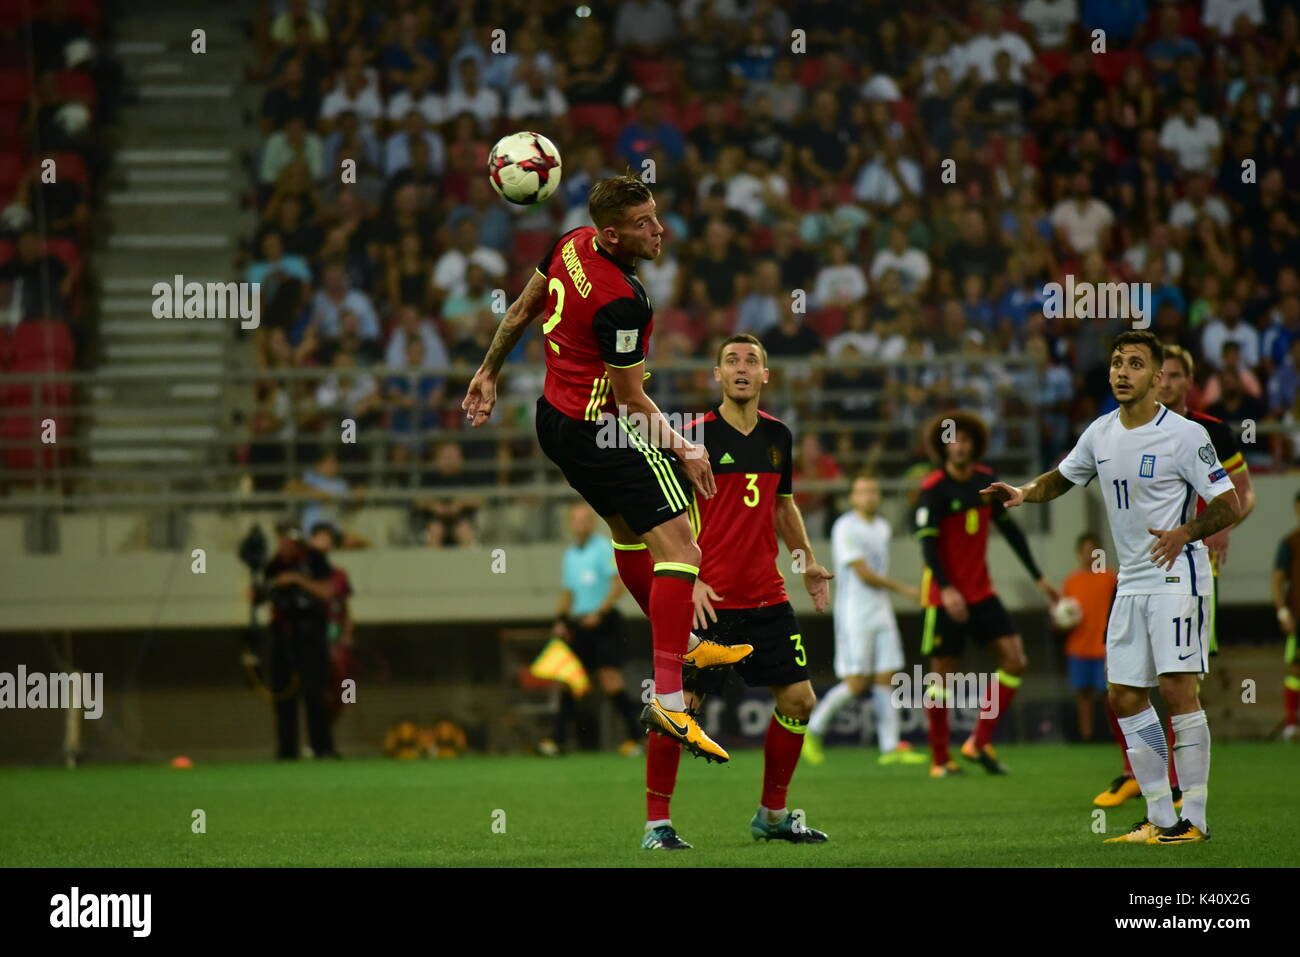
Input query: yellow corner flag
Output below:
<box><xmin>530</xmin><ymin>638</ymin><xmax>590</xmax><ymax>698</ymax></box>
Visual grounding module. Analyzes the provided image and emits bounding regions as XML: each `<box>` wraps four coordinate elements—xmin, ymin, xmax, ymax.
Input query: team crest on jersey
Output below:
<box><xmin>769</xmin><ymin>446</ymin><xmax>782</xmax><ymax>468</ymax></box>
<box><xmin>1197</xmin><ymin>443</ymin><xmax>1215</xmax><ymax>465</ymax></box>
<box><xmin>615</xmin><ymin>329</ymin><xmax>638</xmax><ymax>353</ymax></box>
<box><xmin>1139</xmin><ymin>454</ymin><xmax>1156</xmax><ymax>478</ymax></box>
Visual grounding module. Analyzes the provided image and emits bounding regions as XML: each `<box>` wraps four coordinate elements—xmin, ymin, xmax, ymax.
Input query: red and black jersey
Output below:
<box><xmin>535</xmin><ymin>226</ymin><xmax>655</xmax><ymax>422</ymax></box>
<box><xmin>693</xmin><ymin>408</ymin><xmax>794</xmax><ymax>609</ymax></box>
<box><xmin>914</xmin><ymin>464</ymin><xmax>1004</xmax><ymax>607</ymax></box>
<box><xmin>1188</xmin><ymin>409</ymin><xmax>1245</xmax><ymax>517</ymax></box>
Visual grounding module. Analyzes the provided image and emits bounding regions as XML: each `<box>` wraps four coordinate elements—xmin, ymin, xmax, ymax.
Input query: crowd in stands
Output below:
<box><xmin>234</xmin><ymin>0</ymin><xmax>1300</xmax><ymax>543</ymax></box>
<box><xmin>0</xmin><ymin>0</ymin><xmax>118</xmax><ymax>473</ymax></box>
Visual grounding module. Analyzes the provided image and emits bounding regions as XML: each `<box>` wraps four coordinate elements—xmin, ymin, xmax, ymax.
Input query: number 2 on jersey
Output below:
<box><xmin>541</xmin><ymin>277</ymin><xmax>565</xmax><ymax>342</ymax></box>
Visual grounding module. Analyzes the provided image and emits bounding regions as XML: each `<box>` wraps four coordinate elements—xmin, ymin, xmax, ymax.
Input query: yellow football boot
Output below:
<box><xmin>1152</xmin><ymin>820</ymin><xmax>1210</xmax><ymax>844</ymax></box>
<box><xmin>640</xmin><ymin>697</ymin><xmax>729</xmax><ymax>763</ymax></box>
<box><xmin>681</xmin><ymin>635</ymin><xmax>753</xmax><ymax>670</ymax></box>
<box><xmin>1105</xmin><ymin>819</ymin><xmax>1164</xmax><ymax>843</ymax></box>
<box><xmin>1094</xmin><ymin>775</ymin><xmax>1143</xmax><ymax>807</ymax></box>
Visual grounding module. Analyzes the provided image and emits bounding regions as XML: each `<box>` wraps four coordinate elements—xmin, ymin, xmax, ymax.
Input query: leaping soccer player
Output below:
<box><xmin>983</xmin><ymin>330</ymin><xmax>1239</xmax><ymax>844</ymax></box>
<box><xmin>913</xmin><ymin>411</ymin><xmax>1057</xmax><ymax>776</ymax></box>
<box><xmin>462</xmin><ymin>176</ymin><xmax>751</xmax><ymax>768</ymax></box>
<box><xmin>1094</xmin><ymin>343</ymin><xmax>1255</xmax><ymax>807</ymax></box>
<box><xmin>641</xmin><ymin>334</ymin><xmax>834</xmax><ymax>850</ymax></box>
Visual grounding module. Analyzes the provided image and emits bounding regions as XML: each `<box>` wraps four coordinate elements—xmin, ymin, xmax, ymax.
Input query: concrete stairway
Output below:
<box><xmin>90</xmin><ymin>2</ymin><xmax>259</xmax><ymax>480</ymax></box>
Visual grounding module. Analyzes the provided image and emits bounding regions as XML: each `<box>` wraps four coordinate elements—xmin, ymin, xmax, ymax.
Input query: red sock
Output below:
<box><xmin>1106</xmin><ymin>701</ymin><xmax>1133</xmax><ymax>777</ymax></box>
<box><xmin>761</xmin><ymin>712</ymin><xmax>805</xmax><ymax>811</ymax></box>
<box><xmin>646</xmin><ymin>731</ymin><xmax>682</xmax><ymax>821</ymax></box>
<box><xmin>927</xmin><ymin>699</ymin><xmax>950</xmax><ymax>766</ymax></box>
<box><xmin>649</xmin><ymin>571</ymin><xmax>693</xmax><ymax>697</ymax></box>
<box><xmin>1285</xmin><ymin>680</ymin><xmax>1299</xmax><ymax>726</ymax></box>
<box><xmin>614</xmin><ymin>545</ymin><xmax>653</xmax><ymax>616</ymax></box>
<box><xmin>972</xmin><ymin>672</ymin><xmax>1019</xmax><ymax>748</ymax></box>
<box><xmin>1166</xmin><ymin>715</ymin><xmax>1179</xmax><ymax>789</ymax></box>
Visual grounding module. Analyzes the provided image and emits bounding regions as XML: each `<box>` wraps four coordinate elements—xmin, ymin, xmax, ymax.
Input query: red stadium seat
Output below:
<box><xmin>0</xmin><ymin>150</ymin><xmax>25</xmax><ymax>195</ymax></box>
<box><xmin>795</xmin><ymin>56</ymin><xmax>827</xmax><ymax>88</ymax></box>
<box><xmin>0</xmin><ymin>105</ymin><xmax>22</xmax><ymax>146</ymax></box>
<box><xmin>567</xmin><ymin>104</ymin><xmax>623</xmax><ymax>151</ymax></box>
<box><xmin>630</xmin><ymin>59</ymin><xmax>677</xmax><ymax>97</ymax></box>
<box><xmin>43</xmin><ymin>237</ymin><xmax>81</xmax><ymax>275</ymax></box>
<box><xmin>54</xmin><ymin>70</ymin><xmax>97</xmax><ymax>108</ymax></box>
<box><xmin>13</xmin><ymin>320</ymin><xmax>75</xmax><ymax>368</ymax></box>
<box><xmin>808</xmin><ymin>308</ymin><xmax>846</xmax><ymax>340</ymax></box>
<box><xmin>1</xmin><ymin>412</ymin><xmax>65</xmax><ymax>472</ymax></box>
<box><xmin>0</xmin><ymin>324</ymin><xmax>11</xmax><ymax>368</ymax></box>
<box><xmin>0</xmin><ymin>70</ymin><xmax>30</xmax><ymax>105</ymax></box>
<box><xmin>511</xmin><ymin>230</ymin><xmax>555</xmax><ymax>270</ymax></box>
<box><xmin>1036</xmin><ymin>49</ymin><xmax>1069</xmax><ymax>78</ymax></box>
<box><xmin>48</xmin><ymin>151</ymin><xmax>88</xmax><ymax>186</ymax></box>
<box><xmin>0</xmin><ymin>239</ymin><xmax>13</xmax><ymax>265</ymax></box>
<box><xmin>1093</xmin><ymin>50</ymin><xmax>1143</xmax><ymax>89</ymax></box>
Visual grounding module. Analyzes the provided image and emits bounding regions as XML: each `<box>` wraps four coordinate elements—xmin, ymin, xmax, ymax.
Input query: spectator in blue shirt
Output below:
<box><xmin>616</xmin><ymin>96</ymin><xmax>685</xmax><ymax>171</ymax></box>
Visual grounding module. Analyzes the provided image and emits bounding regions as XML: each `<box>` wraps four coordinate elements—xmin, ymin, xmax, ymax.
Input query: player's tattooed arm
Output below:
<box><xmin>480</xmin><ymin>270</ymin><xmax>548</xmax><ymax>375</ymax></box>
<box><xmin>980</xmin><ymin>468</ymin><xmax>1072</xmax><ymax>507</ymax></box>
<box><xmin>1183</xmin><ymin>491</ymin><xmax>1239</xmax><ymax>544</ymax></box>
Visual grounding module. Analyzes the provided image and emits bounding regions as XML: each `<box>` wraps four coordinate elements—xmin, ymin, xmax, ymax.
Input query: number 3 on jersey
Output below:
<box><xmin>541</xmin><ymin>277</ymin><xmax>565</xmax><ymax>349</ymax></box>
<box><xmin>743</xmin><ymin>473</ymin><xmax>760</xmax><ymax>507</ymax></box>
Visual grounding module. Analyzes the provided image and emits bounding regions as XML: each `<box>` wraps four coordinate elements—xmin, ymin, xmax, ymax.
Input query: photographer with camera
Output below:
<box><xmin>256</xmin><ymin>519</ymin><xmax>340</xmax><ymax>760</ymax></box>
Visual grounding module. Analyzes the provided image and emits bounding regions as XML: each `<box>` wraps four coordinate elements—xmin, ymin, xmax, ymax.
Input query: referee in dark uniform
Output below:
<box><xmin>261</xmin><ymin>520</ymin><xmax>339</xmax><ymax>759</ymax></box>
<box><xmin>542</xmin><ymin>503</ymin><xmax>643</xmax><ymax>756</ymax></box>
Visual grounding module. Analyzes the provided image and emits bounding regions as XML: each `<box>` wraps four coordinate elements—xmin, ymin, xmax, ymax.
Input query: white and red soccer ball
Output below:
<box><xmin>487</xmin><ymin>131</ymin><xmax>563</xmax><ymax>205</ymax></box>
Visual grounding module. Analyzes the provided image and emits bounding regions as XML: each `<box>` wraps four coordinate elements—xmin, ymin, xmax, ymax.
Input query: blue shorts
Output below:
<box><xmin>1067</xmin><ymin>655</ymin><xmax>1106</xmax><ymax>692</ymax></box>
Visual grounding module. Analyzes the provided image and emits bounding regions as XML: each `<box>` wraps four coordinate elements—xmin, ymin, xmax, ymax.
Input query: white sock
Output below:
<box><xmin>658</xmin><ymin>690</ymin><xmax>685</xmax><ymax>712</ymax></box>
<box><xmin>759</xmin><ymin>804</ymin><xmax>785</xmax><ymax>824</ymax></box>
<box><xmin>645</xmin><ymin>818</ymin><xmax>670</xmax><ymax>831</ymax></box>
<box><xmin>1170</xmin><ymin>710</ymin><xmax>1211</xmax><ymax>832</ymax></box>
<box><xmin>686</xmin><ymin>632</ymin><xmax>700</xmax><ymax>651</ymax></box>
<box><xmin>872</xmin><ymin>684</ymin><xmax>900</xmax><ymax>753</ymax></box>
<box><xmin>1118</xmin><ymin>707</ymin><xmax>1177</xmax><ymax>828</ymax></box>
<box><xmin>807</xmin><ymin>680</ymin><xmax>857</xmax><ymax>736</ymax></box>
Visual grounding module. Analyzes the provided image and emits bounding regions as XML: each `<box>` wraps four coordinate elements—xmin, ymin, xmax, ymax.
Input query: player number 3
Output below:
<box><xmin>743</xmin><ymin>473</ymin><xmax>760</xmax><ymax>507</ymax></box>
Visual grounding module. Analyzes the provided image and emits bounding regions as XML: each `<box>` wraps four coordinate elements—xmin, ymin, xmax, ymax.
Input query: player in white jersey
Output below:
<box><xmin>981</xmin><ymin>331</ymin><xmax>1239</xmax><ymax>845</ymax></box>
<box><xmin>804</xmin><ymin>475</ymin><xmax>925</xmax><ymax>765</ymax></box>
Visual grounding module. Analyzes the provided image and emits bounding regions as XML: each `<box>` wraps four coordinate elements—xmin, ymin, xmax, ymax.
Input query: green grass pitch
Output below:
<box><xmin>1</xmin><ymin>743</ymin><xmax>1296</xmax><ymax>867</ymax></box>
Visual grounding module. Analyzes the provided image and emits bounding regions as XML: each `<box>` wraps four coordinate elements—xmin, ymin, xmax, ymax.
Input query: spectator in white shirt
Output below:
<box><xmin>826</xmin><ymin>302</ymin><xmax>882</xmax><ymax>360</ymax></box>
<box><xmin>442</xmin><ymin>59</ymin><xmax>502</xmax><ymax>134</ymax></box>
<box><xmin>735</xmin><ymin>259</ymin><xmax>784</xmax><ymax>336</ymax></box>
<box><xmin>958</xmin><ymin>3</ymin><xmax>1036</xmax><ymax>84</ymax></box>
<box><xmin>385</xmin><ymin>61</ymin><xmax>445</xmax><ymax>127</ymax></box>
<box><xmin>1123</xmin><ymin>224</ymin><xmax>1184</xmax><ymax>281</ymax></box>
<box><xmin>811</xmin><ymin>241</ymin><xmax>868</xmax><ymax>309</ymax></box>
<box><xmin>1202</xmin><ymin>0</ymin><xmax>1265</xmax><ymax>36</ymax></box>
<box><xmin>1159</xmin><ymin>96</ymin><xmax>1223</xmax><ymax>175</ymax></box>
<box><xmin>870</xmin><ymin>225</ymin><xmax>932</xmax><ymax>294</ymax></box>
<box><xmin>1168</xmin><ymin>173</ymin><xmax>1231</xmax><ymax>237</ymax></box>
<box><xmin>384</xmin><ymin>110</ymin><xmax>447</xmax><ymax>176</ymax></box>
<box><xmin>1201</xmin><ymin>301</ymin><xmax>1261</xmax><ymax>368</ymax></box>
<box><xmin>311</xmin><ymin>261</ymin><xmax>380</xmax><ymax>340</ymax></box>
<box><xmin>1020</xmin><ymin>0</ymin><xmax>1077</xmax><ymax>49</ymax></box>
<box><xmin>432</xmin><ymin>221</ymin><xmax>508</xmax><ymax>300</ymax></box>
<box><xmin>853</xmin><ymin>134</ymin><xmax>923</xmax><ymax>211</ymax></box>
<box><xmin>385</xmin><ymin>304</ymin><xmax>449</xmax><ymax>371</ymax></box>
<box><xmin>320</xmin><ymin>64</ymin><xmax>383</xmax><ymax>132</ymax></box>
<box><xmin>1050</xmin><ymin>171</ymin><xmax>1115</xmax><ymax>255</ymax></box>
<box><xmin>507</xmin><ymin>61</ymin><xmax>569</xmax><ymax>124</ymax></box>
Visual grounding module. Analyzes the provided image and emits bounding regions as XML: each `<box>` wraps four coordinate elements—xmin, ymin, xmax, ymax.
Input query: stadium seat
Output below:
<box><xmin>54</xmin><ymin>70</ymin><xmax>97</xmax><ymax>108</ymax></box>
<box><xmin>567</xmin><ymin>104</ymin><xmax>623</xmax><ymax>151</ymax></box>
<box><xmin>795</xmin><ymin>56</ymin><xmax>828</xmax><ymax>88</ymax></box>
<box><xmin>808</xmin><ymin>308</ymin><xmax>846</xmax><ymax>340</ymax></box>
<box><xmin>0</xmin><ymin>150</ymin><xmax>25</xmax><ymax>196</ymax></box>
<box><xmin>1036</xmin><ymin>49</ymin><xmax>1069</xmax><ymax>78</ymax></box>
<box><xmin>511</xmin><ymin>230</ymin><xmax>555</xmax><ymax>270</ymax></box>
<box><xmin>48</xmin><ymin>151</ymin><xmax>89</xmax><ymax>186</ymax></box>
<box><xmin>0</xmin><ymin>104</ymin><xmax>22</xmax><ymax>147</ymax></box>
<box><xmin>630</xmin><ymin>59</ymin><xmax>677</xmax><ymax>97</ymax></box>
<box><xmin>43</xmin><ymin>237</ymin><xmax>81</xmax><ymax>275</ymax></box>
<box><xmin>0</xmin><ymin>70</ymin><xmax>30</xmax><ymax>105</ymax></box>
<box><xmin>0</xmin><ymin>324</ymin><xmax>11</xmax><ymax>368</ymax></box>
<box><xmin>53</xmin><ymin>0</ymin><xmax>103</xmax><ymax>31</ymax></box>
<box><xmin>1093</xmin><ymin>50</ymin><xmax>1144</xmax><ymax>89</ymax></box>
<box><xmin>0</xmin><ymin>239</ymin><xmax>13</xmax><ymax>264</ymax></box>
<box><xmin>13</xmin><ymin>320</ymin><xmax>75</xmax><ymax>369</ymax></box>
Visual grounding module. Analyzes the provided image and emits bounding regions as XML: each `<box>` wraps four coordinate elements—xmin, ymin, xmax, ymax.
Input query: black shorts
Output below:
<box><xmin>922</xmin><ymin>595</ymin><xmax>1016</xmax><ymax>658</ymax></box>
<box><xmin>536</xmin><ymin>395</ymin><xmax>693</xmax><ymax>537</ymax></box>
<box><xmin>569</xmin><ymin>609</ymin><xmax>626</xmax><ymax>670</ymax></box>
<box><xmin>684</xmin><ymin>601</ymin><xmax>808</xmax><ymax>695</ymax></box>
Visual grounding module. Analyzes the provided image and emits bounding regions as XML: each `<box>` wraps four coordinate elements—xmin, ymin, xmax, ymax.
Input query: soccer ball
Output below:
<box><xmin>487</xmin><ymin>131</ymin><xmax>563</xmax><ymax>205</ymax></box>
<box><xmin>1050</xmin><ymin>596</ymin><xmax>1083</xmax><ymax>630</ymax></box>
